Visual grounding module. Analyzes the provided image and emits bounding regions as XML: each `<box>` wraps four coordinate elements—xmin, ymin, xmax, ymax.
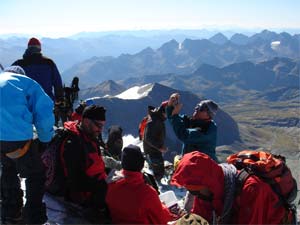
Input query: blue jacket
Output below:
<box><xmin>13</xmin><ymin>52</ymin><xmax>63</xmax><ymax>101</ymax></box>
<box><xmin>0</xmin><ymin>72</ymin><xmax>54</xmax><ymax>142</ymax></box>
<box><xmin>166</xmin><ymin>106</ymin><xmax>218</xmax><ymax>161</ymax></box>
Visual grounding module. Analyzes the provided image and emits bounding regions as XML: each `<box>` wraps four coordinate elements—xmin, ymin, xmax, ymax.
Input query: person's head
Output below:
<box><xmin>193</xmin><ymin>100</ymin><xmax>218</xmax><ymax>120</ymax></box>
<box><xmin>27</xmin><ymin>37</ymin><xmax>41</xmax><ymax>51</ymax></box>
<box><xmin>80</xmin><ymin>105</ymin><xmax>106</xmax><ymax>139</ymax></box>
<box><xmin>171</xmin><ymin>151</ymin><xmax>224</xmax><ymax>214</ymax></box>
<box><xmin>4</xmin><ymin>66</ymin><xmax>26</xmax><ymax>75</ymax></box>
<box><xmin>121</xmin><ymin>145</ymin><xmax>145</xmax><ymax>172</ymax></box>
<box><xmin>72</xmin><ymin>76</ymin><xmax>79</xmax><ymax>83</ymax></box>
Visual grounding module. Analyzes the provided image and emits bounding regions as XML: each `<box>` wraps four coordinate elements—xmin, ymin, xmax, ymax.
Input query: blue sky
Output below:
<box><xmin>1</xmin><ymin>0</ymin><xmax>299</xmax><ymax>37</ymax></box>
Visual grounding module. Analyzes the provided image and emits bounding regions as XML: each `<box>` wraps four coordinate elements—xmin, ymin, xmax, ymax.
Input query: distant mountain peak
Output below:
<box><xmin>209</xmin><ymin>32</ymin><xmax>228</xmax><ymax>45</ymax></box>
<box><xmin>230</xmin><ymin>33</ymin><xmax>249</xmax><ymax>45</ymax></box>
<box><xmin>158</xmin><ymin>39</ymin><xmax>179</xmax><ymax>51</ymax></box>
<box><xmin>138</xmin><ymin>47</ymin><xmax>155</xmax><ymax>55</ymax></box>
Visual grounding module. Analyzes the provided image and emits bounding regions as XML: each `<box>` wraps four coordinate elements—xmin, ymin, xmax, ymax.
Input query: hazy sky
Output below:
<box><xmin>1</xmin><ymin>0</ymin><xmax>299</xmax><ymax>37</ymax></box>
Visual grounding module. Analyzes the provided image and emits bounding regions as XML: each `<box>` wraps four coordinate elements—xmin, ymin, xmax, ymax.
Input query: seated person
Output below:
<box><xmin>106</xmin><ymin>145</ymin><xmax>176</xmax><ymax>224</ymax></box>
<box><xmin>61</xmin><ymin>105</ymin><xmax>109</xmax><ymax>223</ymax></box>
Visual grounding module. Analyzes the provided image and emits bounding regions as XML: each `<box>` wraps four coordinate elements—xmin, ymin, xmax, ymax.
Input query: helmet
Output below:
<box><xmin>85</xmin><ymin>99</ymin><xmax>94</xmax><ymax>106</ymax></box>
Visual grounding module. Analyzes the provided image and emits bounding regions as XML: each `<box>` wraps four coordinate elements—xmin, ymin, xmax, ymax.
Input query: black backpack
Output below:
<box><xmin>41</xmin><ymin>128</ymin><xmax>71</xmax><ymax>195</ymax></box>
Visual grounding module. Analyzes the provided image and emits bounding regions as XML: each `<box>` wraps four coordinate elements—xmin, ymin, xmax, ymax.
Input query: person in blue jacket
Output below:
<box><xmin>12</xmin><ymin>37</ymin><xmax>63</xmax><ymax>101</ymax></box>
<box><xmin>166</xmin><ymin>93</ymin><xmax>219</xmax><ymax>162</ymax></box>
<box><xmin>166</xmin><ymin>93</ymin><xmax>219</xmax><ymax>213</ymax></box>
<box><xmin>0</xmin><ymin>66</ymin><xmax>54</xmax><ymax>224</ymax></box>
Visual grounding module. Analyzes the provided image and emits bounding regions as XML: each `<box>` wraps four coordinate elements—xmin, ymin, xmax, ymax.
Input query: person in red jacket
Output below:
<box><xmin>61</xmin><ymin>105</ymin><xmax>109</xmax><ymax>223</ymax></box>
<box><xmin>106</xmin><ymin>145</ymin><xmax>174</xmax><ymax>224</ymax></box>
<box><xmin>171</xmin><ymin>151</ymin><xmax>291</xmax><ymax>225</ymax></box>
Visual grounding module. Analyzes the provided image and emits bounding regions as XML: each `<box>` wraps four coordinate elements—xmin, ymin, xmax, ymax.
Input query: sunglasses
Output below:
<box><xmin>195</xmin><ymin>103</ymin><xmax>208</xmax><ymax>112</ymax></box>
<box><xmin>90</xmin><ymin>119</ymin><xmax>104</xmax><ymax>129</ymax></box>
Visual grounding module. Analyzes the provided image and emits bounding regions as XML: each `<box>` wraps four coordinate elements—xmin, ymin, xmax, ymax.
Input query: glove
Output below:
<box><xmin>103</xmin><ymin>156</ymin><xmax>122</xmax><ymax>170</ymax></box>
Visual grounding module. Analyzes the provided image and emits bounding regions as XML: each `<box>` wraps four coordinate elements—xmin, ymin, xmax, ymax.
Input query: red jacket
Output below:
<box><xmin>171</xmin><ymin>151</ymin><xmax>287</xmax><ymax>225</ymax></box>
<box><xmin>106</xmin><ymin>169</ymin><xmax>173</xmax><ymax>224</ymax></box>
<box><xmin>70</xmin><ymin>111</ymin><xmax>82</xmax><ymax>122</ymax></box>
<box><xmin>62</xmin><ymin>121</ymin><xmax>107</xmax><ymax>204</ymax></box>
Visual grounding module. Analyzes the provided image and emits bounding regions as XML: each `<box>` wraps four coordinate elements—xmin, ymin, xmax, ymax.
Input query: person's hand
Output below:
<box><xmin>171</xmin><ymin>103</ymin><xmax>183</xmax><ymax>116</ymax></box>
<box><xmin>103</xmin><ymin>156</ymin><xmax>122</xmax><ymax>169</ymax></box>
<box><xmin>168</xmin><ymin>93</ymin><xmax>180</xmax><ymax>107</ymax></box>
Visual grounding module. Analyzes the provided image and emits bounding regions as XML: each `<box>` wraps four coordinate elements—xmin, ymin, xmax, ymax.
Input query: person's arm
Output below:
<box><xmin>51</xmin><ymin>62</ymin><xmax>63</xmax><ymax>100</ymax></box>
<box><xmin>145</xmin><ymin>189</ymin><xmax>173</xmax><ymax>224</ymax></box>
<box><xmin>28</xmin><ymin>79</ymin><xmax>54</xmax><ymax>142</ymax></box>
<box><xmin>62</xmin><ymin>137</ymin><xmax>104</xmax><ymax>191</ymax></box>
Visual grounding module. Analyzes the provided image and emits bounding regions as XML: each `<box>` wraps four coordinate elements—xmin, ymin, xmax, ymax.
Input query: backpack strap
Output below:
<box><xmin>235</xmin><ymin>169</ymin><xmax>251</xmax><ymax>196</ymax></box>
<box><xmin>219</xmin><ymin>163</ymin><xmax>237</xmax><ymax>224</ymax></box>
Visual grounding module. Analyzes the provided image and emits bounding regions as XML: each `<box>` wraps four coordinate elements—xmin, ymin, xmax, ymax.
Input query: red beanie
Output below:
<box><xmin>28</xmin><ymin>37</ymin><xmax>41</xmax><ymax>48</ymax></box>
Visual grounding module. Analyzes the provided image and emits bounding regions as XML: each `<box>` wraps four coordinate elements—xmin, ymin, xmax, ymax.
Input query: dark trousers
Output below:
<box><xmin>0</xmin><ymin>140</ymin><xmax>47</xmax><ymax>224</ymax></box>
<box><xmin>146</xmin><ymin>152</ymin><xmax>165</xmax><ymax>182</ymax></box>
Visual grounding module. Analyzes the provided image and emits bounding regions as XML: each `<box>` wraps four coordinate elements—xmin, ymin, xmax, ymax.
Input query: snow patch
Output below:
<box><xmin>271</xmin><ymin>41</ymin><xmax>280</xmax><ymax>50</ymax></box>
<box><xmin>115</xmin><ymin>83</ymin><xmax>153</xmax><ymax>100</ymax></box>
<box><xmin>178</xmin><ymin>42</ymin><xmax>183</xmax><ymax>50</ymax></box>
<box><xmin>122</xmin><ymin>134</ymin><xmax>143</xmax><ymax>150</ymax></box>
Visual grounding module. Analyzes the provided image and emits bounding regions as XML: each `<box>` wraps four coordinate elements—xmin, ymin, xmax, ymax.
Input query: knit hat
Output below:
<box><xmin>121</xmin><ymin>145</ymin><xmax>145</xmax><ymax>172</ymax></box>
<box><xmin>82</xmin><ymin>105</ymin><xmax>106</xmax><ymax>121</ymax></box>
<box><xmin>4</xmin><ymin>66</ymin><xmax>26</xmax><ymax>75</ymax></box>
<box><xmin>176</xmin><ymin>213</ymin><xmax>209</xmax><ymax>225</ymax></box>
<box><xmin>28</xmin><ymin>37</ymin><xmax>41</xmax><ymax>49</ymax></box>
<box><xmin>195</xmin><ymin>100</ymin><xmax>218</xmax><ymax>118</ymax></box>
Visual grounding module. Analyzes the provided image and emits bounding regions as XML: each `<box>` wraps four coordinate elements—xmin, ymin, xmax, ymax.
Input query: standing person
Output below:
<box><xmin>166</xmin><ymin>93</ymin><xmax>219</xmax><ymax>213</ymax></box>
<box><xmin>60</xmin><ymin>105</ymin><xmax>109</xmax><ymax>223</ymax></box>
<box><xmin>143</xmin><ymin>102</ymin><xmax>168</xmax><ymax>183</ymax></box>
<box><xmin>0</xmin><ymin>66</ymin><xmax>54</xmax><ymax>224</ymax></box>
<box><xmin>166</xmin><ymin>93</ymin><xmax>218</xmax><ymax>162</ymax></box>
<box><xmin>106</xmin><ymin>144</ymin><xmax>175</xmax><ymax>224</ymax></box>
<box><xmin>12</xmin><ymin>37</ymin><xmax>63</xmax><ymax>101</ymax></box>
<box><xmin>171</xmin><ymin>151</ymin><xmax>296</xmax><ymax>224</ymax></box>
<box><xmin>106</xmin><ymin>125</ymin><xmax>123</xmax><ymax>160</ymax></box>
<box><xmin>70</xmin><ymin>76</ymin><xmax>80</xmax><ymax>103</ymax></box>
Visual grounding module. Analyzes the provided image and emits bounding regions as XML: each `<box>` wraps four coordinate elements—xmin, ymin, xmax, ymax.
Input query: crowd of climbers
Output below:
<box><xmin>0</xmin><ymin>37</ymin><xmax>298</xmax><ymax>225</ymax></box>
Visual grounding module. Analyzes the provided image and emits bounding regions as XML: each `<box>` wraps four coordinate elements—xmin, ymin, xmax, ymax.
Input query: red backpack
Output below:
<box><xmin>227</xmin><ymin>150</ymin><xmax>297</xmax><ymax>205</ymax></box>
<box><xmin>138</xmin><ymin>116</ymin><xmax>148</xmax><ymax>141</ymax></box>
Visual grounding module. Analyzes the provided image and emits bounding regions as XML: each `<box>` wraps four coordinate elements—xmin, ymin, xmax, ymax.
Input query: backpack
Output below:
<box><xmin>41</xmin><ymin>128</ymin><xmax>72</xmax><ymax>195</ymax></box>
<box><xmin>138</xmin><ymin>116</ymin><xmax>148</xmax><ymax>141</ymax></box>
<box><xmin>227</xmin><ymin>150</ymin><xmax>297</xmax><ymax>222</ymax></box>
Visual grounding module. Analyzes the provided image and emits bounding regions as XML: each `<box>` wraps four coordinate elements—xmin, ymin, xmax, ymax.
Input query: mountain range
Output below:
<box><xmin>87</xmin><ymin>83</ymin><xmax>240</xmax><ymax>160</ymax></box>
<box><xmin>61</xmin><ymin>30</ymin><xmax>300</xmax><ymax>86</ymax></box>
<box><xmin>78</xmin><ymin>57</ymin><xmax>299</xmax><ymax>105</ymax></box>
<box><xmin>1</xmin><ymin>30</ymin><xmax>299</xmax><ymax>77</ymax></box>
